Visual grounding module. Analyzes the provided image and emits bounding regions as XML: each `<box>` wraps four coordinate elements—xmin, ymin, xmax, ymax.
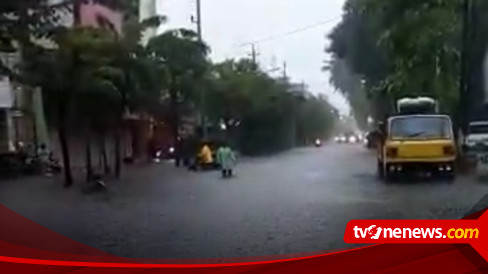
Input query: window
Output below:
<box><xmin>390</xmin><ymin>116</ymin><xmax>452</xmax><ymax>140</ymax></box>
<box><xmin>468</xmin><ymin>124</ymin><xmax>488</xmax><ymax>135</ymax></box>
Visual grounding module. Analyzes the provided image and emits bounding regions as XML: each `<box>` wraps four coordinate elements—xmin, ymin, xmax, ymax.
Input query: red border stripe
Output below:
<box><xmin>0</xmin><ymin>245</ymin><xmax>375</xmax><ymax>268</ymax></box>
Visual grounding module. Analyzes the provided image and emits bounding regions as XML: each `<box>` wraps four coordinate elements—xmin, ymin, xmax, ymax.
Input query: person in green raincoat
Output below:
<box><xmin>216</xmin><ymin>142</ymin><xmax>237</xmax><ymax>178</ymax></box>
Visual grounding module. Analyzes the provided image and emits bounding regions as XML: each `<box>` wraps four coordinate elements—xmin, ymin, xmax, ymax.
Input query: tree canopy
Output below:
<box><xmin>206</xmin><ymin>59</ymin><xmax>337</xmax><ymax>155</ymax></box>
<box><xmin>326</xmin><ymin>0</ymin><xmax>487</xmax><ymax>123</ymax></box>
<box><xmin>2</xmin><ymin>0</ymin><xmax>339</xmax><ymax>184</ymax></box>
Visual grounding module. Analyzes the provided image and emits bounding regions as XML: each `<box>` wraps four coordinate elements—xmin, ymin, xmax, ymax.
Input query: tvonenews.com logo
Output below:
<box><xmin>353</xmin><ymin>225</ymin><xmax>479</xmax><ymax>240</ymax></box>
<box><xmin>344</xmin><ymin>216</ymin><xmax>488</xmax><ymax>261</ymax></box>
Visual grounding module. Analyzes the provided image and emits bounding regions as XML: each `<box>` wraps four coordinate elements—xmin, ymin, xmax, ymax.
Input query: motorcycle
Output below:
<box><xmin>314</xmin><ymin>139</ymin><xmax>322</xmax><ymax>147</ymax></box>
<box><xmin>152</xmin><ymin>146</ymin><xmax>176</xmax><ymax>163</ymax></box>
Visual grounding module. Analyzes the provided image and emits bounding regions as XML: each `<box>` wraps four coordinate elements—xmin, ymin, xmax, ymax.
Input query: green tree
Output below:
<box><xmin>4</xmin><ymin>0</ymin><xmax>167</xmax><ymax>184</ymax></box>
<box><xmin>327</xmin><ymin>0</ymin><xmax>467</xmax><ymax>121</ymax></box>
<box><xmin>326</xmin><ymin>57</ymin><xmax>370</xmax><ymax>130</ymax></box>
<box><xmin>206</xmin><ymin>59</ymin><xmax>337</xmax><ymax>155</ymax></box>
<box><xmin>21</xmin><ymin>26</ymin><xmax>121</xmax><ymax>185</ymax></box>
<box><xmin>98</xmin><ymin>15</ymin><xmax>167</xmax><ymax>178</ymax></box>
<box><xmin>21</xmin><ymin>16</ymin><xmax>166</xmax><ymax>185</ymax></box>
<box><xmin>147</xmin><ymin>29</ymin><xmax>210</xmax><ymax>142</ymax></box>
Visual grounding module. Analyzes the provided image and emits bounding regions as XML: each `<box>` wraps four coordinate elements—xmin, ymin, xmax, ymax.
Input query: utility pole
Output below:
<box><xmin>283</xmin><ymin>61</ymin><xmax>287</xmax><ymax>79</ymax></box>
<box><xmin>196</xmin><ymin>0</ymin><xmax>202</xmax><ymax>41</ymax></box>
<box><xmin>73</xmin><ymin>0</ymin><xmax>81</xmax><ymax>25</ymax></box>
<box><xmin>195</xmin><ymin>0</ymin><xmax>207</xmax><ymax>138</ymax></box>
<box><xmin>248</xmin><ymin>44</ymin><xmax>260</xmax><ymax>68</ymax></box>
<box><xmin>459</xmin><ymin>0</ymin><xmax>472</xmax><ymax>134</ymax></box>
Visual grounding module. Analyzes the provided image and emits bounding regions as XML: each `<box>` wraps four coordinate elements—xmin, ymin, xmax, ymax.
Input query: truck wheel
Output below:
<box><xmin>437</xmin><ymin>162</ymin><xmax>456</xmax><ymax>182</ymax></box>
<box><xmin>446</xmin><ymin>173</ymin><xmax>456</xmax><ymax>182</ymax></box>
<box><xmin>445</xmin><ymin>168</ymin><xmax>456</xmax><ymax>182</ymax></box>
<box><xmin>377</xmin><ymin>160</ymin><xmax>384</xmax><ymax>179</ymax></box>
<box><xmin>384</xmin><ymin>164</ymin><xmax>395</xmax><ymax>183</ymax></box>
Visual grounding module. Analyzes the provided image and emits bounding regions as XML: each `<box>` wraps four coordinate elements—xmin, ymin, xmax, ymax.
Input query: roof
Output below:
<box><xmin>388</xmin><ymin>114</ymin><xmax>451</xmax><ymax>121</ymax></box>
<box><xmin>397</xmin><ymin>97</ymin><xmax>437</xmax><ymax>105</ymax></box>
<box><xmin>469</xmin><ymin>121</ymin><xmax>488</xmax><ymax>126</ymax></box>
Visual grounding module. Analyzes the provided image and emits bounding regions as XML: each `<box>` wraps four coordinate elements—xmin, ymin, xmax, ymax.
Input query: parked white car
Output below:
<box><xmin>464</xmin><ymin>121</ymin><xmax>488</xmax><ymax>149</ymax></box>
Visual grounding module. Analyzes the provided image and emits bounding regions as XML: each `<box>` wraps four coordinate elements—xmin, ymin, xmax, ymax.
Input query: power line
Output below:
<box><xmin>236</xmin><ymin>16</ymin><xmax>341</xmax><ymax>47</ymax></box>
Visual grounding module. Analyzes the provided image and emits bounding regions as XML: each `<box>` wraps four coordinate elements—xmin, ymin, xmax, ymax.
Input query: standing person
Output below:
<box><xmin>217</xmin><ymin>142</ymin><xmax>237</xmax><ymax>178</ymax></box>
<box><xmin>180</xmin><ymin>136</ymin><xmax>191</xmax><ymax>167</ymax></box>
<box><xmin>174</xmin><ymin>137</ymin><xmax>182</xmax><ymax>167</ymax></box>
<box><xmin>198</xmin><ymin>142</ymin><xmax>214</xmax><ymax>170</ymax></box>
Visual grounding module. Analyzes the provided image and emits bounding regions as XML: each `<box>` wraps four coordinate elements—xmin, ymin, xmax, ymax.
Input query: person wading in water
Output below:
<box><xmin>216</xmin><ymin>142</ymin><xmax>237</xmax><ymax>178</ymax></box>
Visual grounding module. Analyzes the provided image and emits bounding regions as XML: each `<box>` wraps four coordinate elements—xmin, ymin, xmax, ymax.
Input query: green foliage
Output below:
<box><xmin>295</xmin><ymin>95</ymin><xmax>337</xmax><ymax>144</ymax></box>
<box><xmin>326</xmin><ymin>57</ymin><xmax>370</xmax><ymax>129</ymax></box>
<box><xmin>11</xmin><ymin>1</ymin><xmax>168</xmax><ymax>183</ymax></box>
<box><xmin>328</xmin><ymin>0</ymin><xmax>466</xmax><ymax>119</ymax></box>
<box><xmin>207</xmin><ymin>59</ymin><xmax>337</xmax><ymax>155</ymax></box>
<box><xmin>5</xmin><ymin>0</ymin><xmax>339</xmax><ymax>183</ymax></box>
<box><xmin>147</xmin><ymin>29</ymin><xmax>210</xmax><ymax>103</ymax></box>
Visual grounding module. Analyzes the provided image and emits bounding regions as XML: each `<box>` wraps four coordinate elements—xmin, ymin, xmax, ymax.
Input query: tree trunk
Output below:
<box><xmin>100</xmin><ymin>136</ymin><xmax>110</xmax><ymax>174</ymax></box>
<box><xmin>57</xmin><ymin>104</ymin><xmax>73</xmax><ymax>187</ymax></box>
<box><xmin>170</xmin><ymin>87</ymin><xmax>180</xmax><ymax>166</ymax></box>
<box><xmin>114</xmin><ymin>128</ymin><xmax>122</xmax><ymax>178</ymax></box>
<box><xmin>85</xmin><ymin>132</ymin><xmax>93</xmax><ymax>182</ymax></box>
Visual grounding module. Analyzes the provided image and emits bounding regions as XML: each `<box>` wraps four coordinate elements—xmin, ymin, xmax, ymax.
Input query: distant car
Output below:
<box><xmin>464</xmin><ymin>121</ymin><xmax>488</xmax><ymax>148</ymax></box>
<box><xmin>463</xmin><ymin>121</ymin><xmax>488</xmax><ymax>162</ymax></box>
<box><xmin>334</xmin><ymin>135</ymin><xmax>347</xmax><ymax>143</ymax></box>
<box><xmin>347</xmin><ymin>134</ymin><xmax>358</xmax><ymax>144</ymax></box>
<box><xmin>335</xmin><ymin>133</ymin><xmax>361</xmax><ymax>144</ymax></box>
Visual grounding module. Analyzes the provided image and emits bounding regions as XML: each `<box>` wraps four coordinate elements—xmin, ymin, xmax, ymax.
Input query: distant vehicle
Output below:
<box><xmin>314</xmin><ymin>138</ymin><xmax>322</xmax><ymax>147</ymax></box>
<box><xmin>377</xmin><ymin>97</ymin><xmax>456</xmax><ymax>181</ymax></box>
<box><xmin>334</xmin><ymin>133</ymin><xmax>360</xmax><ymax>144</ymax></box>
<box><xmin>153</xmin><ymin>146</ymin><xmax>176</xmax><ymax>162</ymax></box>
<box><xmin>463</xmin><ymin>121</ymin><xmax>488</xmax><ymax>164</ymax></box>
<box><xmin>347</xmin><ymin>133</ymin><xmax>359</xmax><ymax>144</ymax></box>
<box><xmin>334</xmin><ymin>134</ymin><xmax>347</xmax><ymax>143</ymax></box>
<box><xmin>464</xmin><ymin>121</ymin><xmax>488</xmax><ymax>149</ymax></box>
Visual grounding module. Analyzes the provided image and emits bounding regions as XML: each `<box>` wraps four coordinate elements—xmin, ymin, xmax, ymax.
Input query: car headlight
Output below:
<box><xmin>169</xmin><ymin>147</ymin><xmax>175</xmax><ymax>153</ymax></box>
<box><xmin>349</xmin><ymin>136</ymin><xmax>357</xmax><ymax>143</ymax></box>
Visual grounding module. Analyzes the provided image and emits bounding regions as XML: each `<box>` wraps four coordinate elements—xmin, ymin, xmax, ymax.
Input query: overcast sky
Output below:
<box><xmin>157</xmin><ymin>0</ymin><xmax>349</xmax><ymax>114</ymax></box>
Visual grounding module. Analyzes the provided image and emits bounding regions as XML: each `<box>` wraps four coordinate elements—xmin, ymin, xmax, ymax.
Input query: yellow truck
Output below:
<box><xmin>377</xmin><ymin>98</ymin><xmax>457</xmax><ymax>181</ymax></box>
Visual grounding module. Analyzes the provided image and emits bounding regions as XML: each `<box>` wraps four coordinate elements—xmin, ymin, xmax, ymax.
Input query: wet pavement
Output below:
<box><xmin>1</xmin><ymin>144</ymin><xmax>488</xmax><ymax>259</ymax></box>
